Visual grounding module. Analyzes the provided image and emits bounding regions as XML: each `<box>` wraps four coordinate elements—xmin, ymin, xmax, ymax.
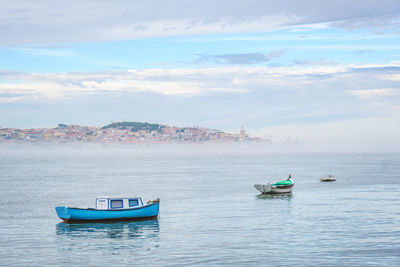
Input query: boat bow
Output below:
<box><xmin>55</xmin><ymin>206</ymin><xmax>71</xmax><ymax>221</ymax></box>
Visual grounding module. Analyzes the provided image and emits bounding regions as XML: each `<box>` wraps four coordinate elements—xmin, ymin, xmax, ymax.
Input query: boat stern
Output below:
<box><xmin>55</xmin><ymin>206</ymin><xmax>70</xmax><ymax>222</ymax></box>
<box><xmin>254</xmin><ymin>184</ymin><xmax>272</xmax><ymax>193</ymax></box>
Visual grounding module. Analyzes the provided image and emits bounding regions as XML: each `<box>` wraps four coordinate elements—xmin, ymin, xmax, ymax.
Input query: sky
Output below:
<box><xmin>0</xmin><ymin>0</ymin><xmax>400</xmax><ymax>147</ymax></box>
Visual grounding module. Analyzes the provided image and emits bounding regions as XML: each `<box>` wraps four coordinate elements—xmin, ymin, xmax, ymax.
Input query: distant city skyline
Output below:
<box><xmin>0</xmin><ymin>122</ymin><xmax>265</xmax><ymax>144</ymax></box>
<box><xmin>0</xmin><ymin>0</ymin><xmax>399</xmax><ymax>148</ymax></box>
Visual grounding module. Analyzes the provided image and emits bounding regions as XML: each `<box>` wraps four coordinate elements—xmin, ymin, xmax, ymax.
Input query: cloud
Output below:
<box><xmin>349</xmin><ymin>88</ymin><xmax>400</xmax><ymax>99</ymax></box>
<box><xmin>195</xmin><ymin>51</ymin><xmax>284</xmax><ymax>65</ymax></box>
<box><xmin>330</xmin><ymin>14</ymin><xmax>400</xmax><ymax>31</ymax></box>
<box><xmin>1</xmin><ymin>62</ymin><xmax>399</xmax><ymax>108</ymax></box>
<box><xmin>0</xmin><ymin>68</ymin><xmax>251</xmax><ymax>101</ymax></box>
<box><xmin>291</xmin><ymin>58</ymin><xmax>338</xmax><ymax>66</ymax></box>
<box><xmin>1</xmin><ymin>0</ymin><xmax>400</xmax><ymax>45</ymax></box>
<box><xmin>0</xmin><ymin>80</ymin><xmax>243</xmax><ymax>100</ymax></box>
<box><xmin>14</xmin><ymin>47</ymin><xmax>76</xmax><ymax>57</ymax></box>
<box><xmin>349</xmin><ymin>65</ymin><xmax>400</xmax><ymax>73</ymax></box>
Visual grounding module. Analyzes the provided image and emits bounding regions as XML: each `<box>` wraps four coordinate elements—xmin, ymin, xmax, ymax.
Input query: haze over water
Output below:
<box><xmin>0</xmin><ymin>145</ymin><xmax>399</xmax><ymax>266</ymax></box>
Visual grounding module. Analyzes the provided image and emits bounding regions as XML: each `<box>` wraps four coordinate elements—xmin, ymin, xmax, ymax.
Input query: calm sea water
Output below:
<box><xmin>0</xmin><ymin>144</ymin><xmax>399</xmax><ymax>266</ymax></box>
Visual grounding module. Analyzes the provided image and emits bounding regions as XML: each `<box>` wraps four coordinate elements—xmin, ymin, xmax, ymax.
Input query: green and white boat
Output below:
<box><xmin>255</xmin><ymin>175</ymin><xmax>294</xmax><ymax>194</ymax></box>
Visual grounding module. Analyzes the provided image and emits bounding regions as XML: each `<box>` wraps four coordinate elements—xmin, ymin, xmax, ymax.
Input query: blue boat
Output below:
<box><xmin>55</xmin><ymin>196</ymin><xmax>160</xmax><ymax>223</ymax></box>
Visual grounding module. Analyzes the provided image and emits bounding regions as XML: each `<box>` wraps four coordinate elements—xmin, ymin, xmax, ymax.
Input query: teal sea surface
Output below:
<box><xmin>0</xmin><ymin>145</ymin><xmax>399</xmax><ymax>266</ymax></box>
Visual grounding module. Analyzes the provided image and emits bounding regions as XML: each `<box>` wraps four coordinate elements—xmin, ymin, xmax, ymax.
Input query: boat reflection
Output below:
<box><xmin>256</xmin><ymin>192</ymin><xmax>293</xmax><ymax>200</ymax></box>
<box><xmin>56</xmin><ymin>218</ymin><xmax>160</xmax><ymax>240</ymax></box>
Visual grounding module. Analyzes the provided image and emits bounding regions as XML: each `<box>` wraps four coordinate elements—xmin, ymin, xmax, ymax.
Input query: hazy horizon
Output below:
<box><xmin>1</xmin><ymin>141</ymin><xmax>399</xmax><ymax>155</ymax></box>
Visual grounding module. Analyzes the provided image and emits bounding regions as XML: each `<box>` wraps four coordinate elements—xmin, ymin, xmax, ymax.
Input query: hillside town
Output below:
<box><xmin>0</xmin><ymin>122</ymin><xmax>265</xmax><ymax>143</ymax></box>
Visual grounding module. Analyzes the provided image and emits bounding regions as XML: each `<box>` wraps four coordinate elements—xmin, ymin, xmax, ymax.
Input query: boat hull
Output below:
<box><xmin>269</xmin><ymin>185</ymin><xmax>293</xmax><ymax>194</ymax></box>
<box><xmin>320</xmin><ymin>178</ymin><xmax>336</xmax><ymax>182</ymax></box>
<box><xmin>254</xmin><ymin>184</ymin><xmax>294</xmax><ymax>194</ymax></box>
<box><xmin>55</xmin><ymin>202</ymin><xmax>159</xmax><ymax>223</ymax></box>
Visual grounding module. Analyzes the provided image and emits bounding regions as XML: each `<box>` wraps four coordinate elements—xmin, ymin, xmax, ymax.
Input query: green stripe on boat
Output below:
<box><xmin>272</xmin><ymin>179</ymin><xmax>293</xmax><ymax>186</ymax></box>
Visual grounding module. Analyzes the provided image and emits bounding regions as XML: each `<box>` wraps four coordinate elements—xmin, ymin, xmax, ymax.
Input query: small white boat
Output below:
<box><xmin>320</xmin><ymin>175</ymin><xmax>336</xmax><ymax>182</ymax></box>
<box><xmin>255</xmin><ymin>175</ymin><xmax>294</xmax><ymax>194</ymax></box>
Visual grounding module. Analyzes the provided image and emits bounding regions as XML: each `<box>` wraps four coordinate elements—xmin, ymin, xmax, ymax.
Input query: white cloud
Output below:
<box><xmin>1</xmin><ymin>63</ymin><xmax>399</xmax><ymax>102</ymax></box>
<box><xmin>349</xmin><ymin>88</ymin><xmax>400</xmax><ymax>99</ymax></box>
<box><xmin>14</xmin><ymin>47</ymin><xmax>76</xmax><ymax>57</ymax></box>
<box><xmin>0</xmin><ymin>69</ymin><xmax>251</xmax><ymax>101</ymax></box>
<box><xmin>383</xmin><ymin>73</ymin><xmax>400</xmax><ymax>81</ymax></box>
<box><xmin>1</xmin><ymin>0</ymin><xmax>400</xmax><ymax>45</ymax></box>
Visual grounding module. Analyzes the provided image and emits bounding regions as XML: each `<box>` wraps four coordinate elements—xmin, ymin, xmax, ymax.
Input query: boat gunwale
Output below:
<box><xmin>272</xmin><ymin>183</ymin><xmax>294</xmax><ymax>189</ymax></box>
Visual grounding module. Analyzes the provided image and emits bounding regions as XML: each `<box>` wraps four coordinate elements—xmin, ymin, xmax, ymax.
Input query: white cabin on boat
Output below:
<box><xmin>95</xmin><ymin>196</ymin><xmax>144</xmax><ymax>210</ymax></box>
